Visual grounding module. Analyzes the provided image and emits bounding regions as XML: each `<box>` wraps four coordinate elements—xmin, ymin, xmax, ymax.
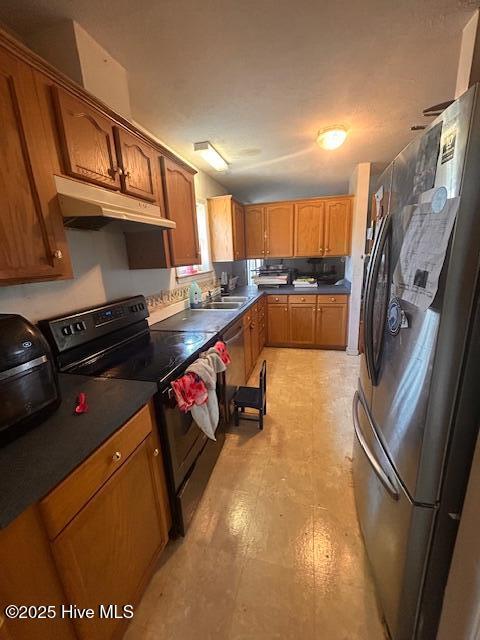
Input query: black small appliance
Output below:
<box><xmin>0</xmin><ymin>314</ymin><xmax>60</xmax><ymax>445</ymax></box>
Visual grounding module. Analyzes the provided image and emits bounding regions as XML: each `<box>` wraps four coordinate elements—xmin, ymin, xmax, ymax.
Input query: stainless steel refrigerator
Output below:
<box><xmin>354</xmin><ymin>84</ymin><xmax>480</xmax><ymax>640</ymax></box>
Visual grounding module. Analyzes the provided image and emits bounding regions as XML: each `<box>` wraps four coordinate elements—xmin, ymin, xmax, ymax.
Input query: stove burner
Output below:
<box><xmin>161</xmin><ymin>333</ymin><xmax>207</xmax><ymax>347</ymax></box>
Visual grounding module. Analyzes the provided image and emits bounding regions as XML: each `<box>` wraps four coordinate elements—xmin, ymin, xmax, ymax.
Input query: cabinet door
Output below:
<box><xmin>316</xmin><ymin>304</ymin><xmax>348</xmax><ymax>348</ymax></box>
<box><xmin>0</xmin><ymin>51</ymin><xmax>71</xmax><ymax>284</ymax></box>
<box><xmin>114</xmin><ymin>127</ymin><xmax>162</xmax><ymax>205</ymax></box>
<box><xmin>52</xmin><ymin>436</ymin><xmax>166</xmax><ymax>640</ymax></box>
<box><xmin>250</xmin><ymin>304</ymin><xmax>260</xmax><ymax>363</ymax></box>
<box><xmin>233</xmin><ymin>201</ymin><xmax>246</xmax><ymax>260</ymax></box>
<box><xmin>245</xmin><ymin>205</ymin><xmax>265</xmax><ymax>258</ymax></box>
<box><xmin>324</xmin><ymin>198</ymin><xmax>352</xmax><ymax>256</ymax></box>
<box><xmin>243</xmin><ymin>312</ymin><xmax>253</xmax><ymax>379</ymax></box>
<box><xmin>265</xmin><ymin>203</ymin><xmax>294</xmax><ymax>257</ymax></box>
<box><xmin>161</xmin><ymin>157</ymin><xmax>200</xmax><ymax>266</ymax></box>
<box><xmin>52</xmin><ymin>87</ymin><xmax>120</xmax><ymax>190</ymax></box>
<box><xmin>289</xmin><ymin>303</ymin><xmax>316</xmax><ymax>345</ymax></box>
<box><xmin>267</xmin><ymin>304</ymin><xmax>289</xmax><ymax>345</ymax></box>
<box><xmin>294</xmin><ymin>200</ymin><xmax>325</xmax><ymax>256</ymax></box>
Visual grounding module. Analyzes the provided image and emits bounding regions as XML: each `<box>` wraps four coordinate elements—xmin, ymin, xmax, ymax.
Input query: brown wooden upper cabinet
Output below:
<box><xmin>113</xmin><ymin>127</ymin><xmax>162</xmax><ymax>205</ymax></box>
<box><xmin>0</xmin><ymin>49</ymin><xmax>72</xmax><ymax>285</ymax></box>
<box><xmin>52</xmin><ymin>87</ymin><xmax>121</xmax><ymax>191</ymax></box>
<box><xmin>324</xmin><ymin>197</ymin><xmax>352</xmax><ymax>256</ymax></box>
<box><xmin>161</xmin><ymin>157</ymin><xmax>200</xmax><ymax>266</ymax></box>
<box><xmin>294</xmin><ymin>200</ymin><xmax>325</xmax><ymax>257</ymax></box>
<box><xmin>245</xmin><ymin>205</ymin><xmax>265</xmax><ymax>258</ymax></box>
<box><xmin>244</xmin><ymin>203</ymin><xmax>294</xmax><ymax>258</ymax></box>
<box><xmin>208</xmin><ymin>195</ymin><xmax>245</xmax><ymax>261</ymax></box>
<box><xmin>265</xmin><ymin>203</ymin><xmax>294</xmax><ymax>257</ymax></box>
<box><xmin>295</xmin><ymin>196</ymin><xmax>352</xmax><ymax>257</ymax></box>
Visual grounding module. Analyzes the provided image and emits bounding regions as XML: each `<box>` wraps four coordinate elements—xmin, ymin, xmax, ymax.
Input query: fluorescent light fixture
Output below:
<box><xmin>316</xmin><ymin>126</ymin><xmax>348</xmax><ymax>150</ymax></box>
<box><xmin>193</xmin><ymin>141</ymin><xmax>228</xmax><ymax>171</ymax></box>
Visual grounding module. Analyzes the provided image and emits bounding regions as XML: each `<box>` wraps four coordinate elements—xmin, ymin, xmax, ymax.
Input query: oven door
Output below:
<box><xmin>160</xmin><ymin>387</ymin><xmax>207</xmax><ymax>492</ymax></box>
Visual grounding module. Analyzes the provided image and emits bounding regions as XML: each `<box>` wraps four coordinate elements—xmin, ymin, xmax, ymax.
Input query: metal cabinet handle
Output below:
<box><xmin>53</xmin><ymin>250</ymin><xmax>63</xmax><ymax>260</ymax></box>
<box><xmin>153</xmin><ymin>448</ymin><xmax>159</xmax><ymax>457</ymax></box>
<box><xmin>301</xmin><ymin>297</ymin><xmax>305</xmax><ymax>301</ymax></box>
<box><xmin>112</xmin><ymin>451</ymin><xmax>122</xmax><ymax>462</ymax></box>
<box><xmin>330</xmin><ymin>297</ymin><xmax>336</xmax><ymax>302</ymax></box>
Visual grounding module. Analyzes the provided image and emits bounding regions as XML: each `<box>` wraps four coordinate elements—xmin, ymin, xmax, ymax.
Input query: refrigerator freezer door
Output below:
<box><xmin>367</xmin><ymin>89</ymin><xmax>475</xmax><ymax>501</ymax></box>
<box><xmin>352</xmin><ymin>391</ymin><xmax>434</xmax><ymax>639</ymax></box>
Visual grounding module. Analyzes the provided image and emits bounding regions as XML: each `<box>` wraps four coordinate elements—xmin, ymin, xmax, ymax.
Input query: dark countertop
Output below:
<box><xmin>150</xmin><ymin>283</ymin><xmax>350</xmax><ymax>334</ymax></box>
<box><xmin>0</xmin><ymin>373</ymin><xmax>157</xmax><ymax>529</ymax></box>
<box><xmin>257</xmin><ymin>283</ymin><xmax>351</xmax><ymax>295</ymax></box>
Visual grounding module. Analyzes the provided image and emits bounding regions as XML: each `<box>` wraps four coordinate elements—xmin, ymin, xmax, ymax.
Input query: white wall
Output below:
<box><xmin>346</xmin><ymin>163</ymin><xmax>370</xmax><ymax>355</ymax></box>
<box><xmin>455</xmin><ymin>9</ymin><xmax>480</xmax><ymax>99</ymax></box>
<box><xmin>438</xmin><ymin>430</ymin><xmax>480</xmax><ymax>640</ymax></box>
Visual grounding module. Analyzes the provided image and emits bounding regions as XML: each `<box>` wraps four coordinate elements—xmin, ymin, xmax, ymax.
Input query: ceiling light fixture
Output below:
<box><xmin>193</xmin><ymin>141</ymin><xmax>228</xmax><ymax>171</ymax></box>
<box><xmin>316</xmin><ymin>126</ymin><xmax>348</xmax><ymax>150</ymax></box>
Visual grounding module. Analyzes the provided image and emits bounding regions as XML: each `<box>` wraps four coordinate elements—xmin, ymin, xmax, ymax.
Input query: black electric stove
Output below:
<box><xmin>68</xmin><ymin>329</ymin><xmax>214</xmax><ymax>384</ymax></box>
<box><xmin>39</xmin><ymin>295</ymin><xmax>225</xmax><ymax>536</ymax></box>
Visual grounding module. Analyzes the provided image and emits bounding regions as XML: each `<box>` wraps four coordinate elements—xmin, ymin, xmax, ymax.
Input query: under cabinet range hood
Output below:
<box><xmin>54</xmin><ymin>176</ymin><xmax>176</xmax><ymax>231</ymax></box>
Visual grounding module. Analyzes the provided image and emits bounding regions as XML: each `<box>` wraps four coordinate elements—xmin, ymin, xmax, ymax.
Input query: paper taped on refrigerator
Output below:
<box><xmin>393</xmin><ymin>196</ymin><xmax>460</xmax><ymax>311</ymax></box>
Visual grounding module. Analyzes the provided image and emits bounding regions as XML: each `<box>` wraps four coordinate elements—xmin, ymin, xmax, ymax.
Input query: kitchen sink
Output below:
<box><xmin>220</xmin><ymin>296</ymin><xmax>249</xmax><ymax>303</ymax></box>
<box><xmin>201</xmin><ymin>302</ymin><xmax>243</xmax><ymax>309</ymax></box>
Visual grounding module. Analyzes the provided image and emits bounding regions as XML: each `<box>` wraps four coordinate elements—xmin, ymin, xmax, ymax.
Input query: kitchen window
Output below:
<box><xmin>176</xmin><ymin>202</ymin><xmax>212</xmax><ymax>279</ymax></box>
<box><xmin>247</xmin><ymin>259</ymin><xmax>264</xmax><ymax>285</ymax></box>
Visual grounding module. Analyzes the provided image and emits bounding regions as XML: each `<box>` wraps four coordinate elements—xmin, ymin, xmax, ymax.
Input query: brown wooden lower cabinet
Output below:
<box><xmin>266</xmin><ymin>302</ymin><xmax>289</xmax><ymax>345</ymax></box>
<box><xmin>243</xmin><ymin>309</ymin><xmax>253</xmax><ymax>379</ymax></box>
<box><xmin>266</xmin><ymin>294</ymin><xmax>348</xmax><ymax>349</ymax></box>
<box><xmin>0</xmin><ymin>402</ymin><xmax>170</xmax><ymax>640</ymax></box>
<box><xmin>242</xmin><ymin>300</ymin><xmax>267</xmax><ymax>380</ymax></box>
<box><xmin>289</xmin><ymin>301</ymin><xmax>316</xmax><ymax>346</ymax></box>
<box><xmin>316</xmin><ymin>303</ymin><xmax>348</xmax><ymax>348</ymax></box>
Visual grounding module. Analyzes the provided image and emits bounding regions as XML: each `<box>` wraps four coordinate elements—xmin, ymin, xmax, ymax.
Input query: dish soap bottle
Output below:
<box><xmin>189</xmin><ymin>281</ymin><xmax>202</xmax><ymax>307</ymax></box>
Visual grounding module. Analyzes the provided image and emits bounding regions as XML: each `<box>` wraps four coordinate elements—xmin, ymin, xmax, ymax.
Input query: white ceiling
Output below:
<box><xmin>0</xmin><ymin>0</ymin><xmax>478</xmax><ymax>202</ymax></box>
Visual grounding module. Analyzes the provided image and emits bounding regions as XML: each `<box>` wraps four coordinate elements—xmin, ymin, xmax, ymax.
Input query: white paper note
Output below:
<box><xmin>393</xmin><ymin>196</ymin><xmax>460</xmax><ymax>311</ymax></box>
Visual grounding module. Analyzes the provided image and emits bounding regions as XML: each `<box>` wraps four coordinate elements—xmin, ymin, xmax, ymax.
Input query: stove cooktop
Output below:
<box><xmin>70</xmin><ymin>330</ymin><xmax>215</xmax><ymax>385</ymax></box>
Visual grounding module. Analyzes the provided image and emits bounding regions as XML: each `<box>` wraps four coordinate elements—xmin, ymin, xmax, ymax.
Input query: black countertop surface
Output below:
<box><xmin>0</xmin><ymin>373</ymin><xmax>157</xmax><ymax>529</ymax></box>
<box><xmin>150</xmin><ymin>284</ymin><xmax>350</xmax><ymax>334</ymax></box>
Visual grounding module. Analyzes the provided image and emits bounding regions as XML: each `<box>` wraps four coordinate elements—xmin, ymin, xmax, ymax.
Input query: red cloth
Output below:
<box><xmin>214</xmin><ymin>341</ymin><xmax>231</xmax><ymax>365</ymax></box>
<box><xmin>171</xmin><ymin>372</ymin><xmax>208</xmax><ymax>413</ymax></box>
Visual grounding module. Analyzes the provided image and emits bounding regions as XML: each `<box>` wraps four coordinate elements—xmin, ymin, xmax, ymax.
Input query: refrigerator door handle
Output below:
<box><xmin>353</xmin><ymin>391</ymin><xmax>399</xmax><ymax>501</ymax></box>
<box><xmin>364</xmin><ymin>215</ymin><xmax>391</xmax><ymax>384</ymax></box>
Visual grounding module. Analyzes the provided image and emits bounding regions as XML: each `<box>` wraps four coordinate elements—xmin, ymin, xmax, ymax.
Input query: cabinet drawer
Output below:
<box><xmin>317</xmin><ymin>294</ymin><xmax>348</xmax><ymax>304</ymax></box>
<box><xmin>288</xmin><ymin>294</ymin><xmax>317</xmax><ymax>304</ymax></box>
<box><xmin>268</xmin><ymin>295</ymin><xmax>288</xmax><ymax>304</ymax></box>
<box><xmin>40</xmin><ymin>404</ymin><xmax>153</xmax><ymax>539</ymax></box>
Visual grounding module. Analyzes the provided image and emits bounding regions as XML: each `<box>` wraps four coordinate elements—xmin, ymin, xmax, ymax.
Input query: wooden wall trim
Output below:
<box><xmin>0</xmin><ymin>24</ymin><xmax>197</xmax><ymax>175</ymax></box>
<box><xmin>243</xmin><ymin>194</ymin><xmax>354</xmax><ymax>207</ymax></box>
